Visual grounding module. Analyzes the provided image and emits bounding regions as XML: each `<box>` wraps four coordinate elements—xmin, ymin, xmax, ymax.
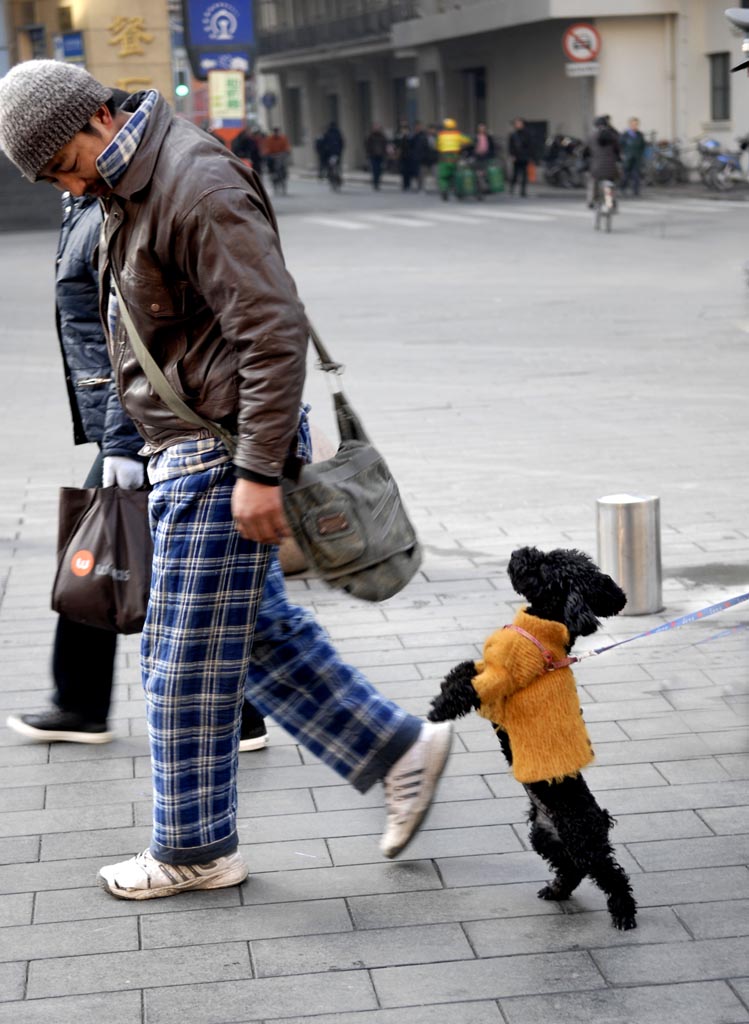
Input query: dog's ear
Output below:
<box><xmin>563</xmin><ymin>589</ymin><xmax>600</xmax><ymax>637</ymax></box>
<box><xmin>507</xmin><ymin>546</ymin><xmax>546</xmax><ymax>601</ymax></box>
<box><xmin>588</xmin><ymin>572</ymin><xmax>627</xmax><ymax>618</ymax></box>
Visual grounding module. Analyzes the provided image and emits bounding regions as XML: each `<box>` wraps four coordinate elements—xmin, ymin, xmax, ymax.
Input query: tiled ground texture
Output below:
<box><xmin>0</xmin><ymin>182</ymin><xmax>747</xmax><ymax>1023</ymax></box>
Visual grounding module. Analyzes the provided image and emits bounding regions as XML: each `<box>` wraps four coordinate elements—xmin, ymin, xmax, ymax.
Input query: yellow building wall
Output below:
<box><xmin>11</xmin><ymin>0</ymin><xmax>172</xmax><ymax>98</ymax></box>
<box><xmin>69</xmin><ymin>0</ymin><xmax>171</xmax><ymax>95</ymax></box>
<box><xmin>594</xmin><ymin>15</ymin><xmax>673</xmax><ymax>139</ymax></box>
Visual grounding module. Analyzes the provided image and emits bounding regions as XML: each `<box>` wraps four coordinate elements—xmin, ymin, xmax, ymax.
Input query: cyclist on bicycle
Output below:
<box><xmin>321</xmin><ymin>121</ymin><xmax>344</xmax><ymax>186</ymax></box>
<box><xmin>264</xmin><ymin>126</ymin><xmax>291</xmax><ymax>184</ymax></box>
<box><xmin>584</xmin><ymin>114</ymin><xmax>620</xmax><ymax>208</ymax></box>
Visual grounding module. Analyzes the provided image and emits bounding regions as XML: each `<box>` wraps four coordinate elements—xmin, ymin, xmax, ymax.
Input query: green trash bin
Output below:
<box><xmin>487</xmin><ymin>162</ymin><xmax>504</xmax><ymax>193</ymax></box>
<box><xmin>455</xmin><ymin>162</ymin><xmax>477</xmax><ymax>198</ymax></box>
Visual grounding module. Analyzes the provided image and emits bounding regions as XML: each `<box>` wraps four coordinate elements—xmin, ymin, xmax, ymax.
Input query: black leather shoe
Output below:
<box><xmin>239</xmin><ymin>701</ymin><xmax>268</xmax><ymax>752</ymax></box>
<box><xmin>6</xmin><ymin>709</ymin><xmax>113</xmax><ymax>744</ymax></box>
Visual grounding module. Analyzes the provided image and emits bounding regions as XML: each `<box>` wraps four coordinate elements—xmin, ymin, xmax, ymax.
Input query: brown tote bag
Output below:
<box><xmin>51</xmin><ymin>485</ymin><xmax>153</xmax><ymax>634</ymax></box>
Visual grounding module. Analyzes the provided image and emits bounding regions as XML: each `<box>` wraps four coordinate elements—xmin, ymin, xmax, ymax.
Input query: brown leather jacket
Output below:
<box><xmin>99</xmin><ymin>92</ymin><xmax>308</xmax><ymax>480</ymax></box>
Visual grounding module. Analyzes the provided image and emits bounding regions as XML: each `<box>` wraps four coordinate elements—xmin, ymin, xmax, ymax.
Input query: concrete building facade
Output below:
<box><xmin>255</xmin><ymin>0</ymin><xmax>749</xmax><ymax>171</ymax></box>
<box><xmin>3</xmin><ymin>0</ymin><xmax>172</xmax><ymax>96</ymax></box>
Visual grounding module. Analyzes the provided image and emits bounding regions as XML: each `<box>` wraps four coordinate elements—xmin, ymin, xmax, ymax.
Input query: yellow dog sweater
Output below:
<box><xmin>473</xmin><ymin>608</ymin><xmax>594</xmax><ymax>784</ymax></box>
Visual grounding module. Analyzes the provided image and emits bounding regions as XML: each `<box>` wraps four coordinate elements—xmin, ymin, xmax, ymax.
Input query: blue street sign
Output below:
<box><xmin>186</xmin><ymin>0</ymin><xmax>254</xmax><ymax>47</ymax></box>
<box><xmin>198</xmin><ymin>51</ymin><xmax>250</xmax><ymax>74</ymax></box>
<box><xmin>61</xmin><ymin>31</ymin><xmax>85</xmax><ymax>60</ymax></box>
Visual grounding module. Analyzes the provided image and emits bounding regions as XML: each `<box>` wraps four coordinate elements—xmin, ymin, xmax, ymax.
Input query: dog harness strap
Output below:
<box><xmin>502</xmin><ymin>625</ymin><xmax>577</xmax><ymax>671</ymax></box>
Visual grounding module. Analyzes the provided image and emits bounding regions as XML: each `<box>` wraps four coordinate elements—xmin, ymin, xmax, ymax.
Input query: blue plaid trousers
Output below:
<box><xmin>143</xmin><ymin>440</ymin><xmax>420</xmax><ymax>864</ymax></box>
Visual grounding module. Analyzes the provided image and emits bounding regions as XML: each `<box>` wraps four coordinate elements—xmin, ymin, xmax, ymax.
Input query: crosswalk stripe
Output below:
<box><xmin>358</xmin><ymin>213</ymin><xmax>434</xmax><ymax>227</ymax></box>
<box><xmin>625</xmin><ymin>199</ymin><xmax>730</xmax><ymax>214</ymax></box>
<box><xmin>419</xmin><ymin>211</ymin><xmax>483</xmax><ymax>224</ymax></box>
<box><xmin>303</xmin><ymin>216</ymin><xmax>370</xmax><ymax>230</ymax></box>
<box><xmin>460</xmin><ymin>208</ymin><xmax>555</xmax><ymax>222</ymax></box>
<box><xmin>532</xmin><ymin>206</ymin><xmax>591</xmax><ymax>219</ymax></box>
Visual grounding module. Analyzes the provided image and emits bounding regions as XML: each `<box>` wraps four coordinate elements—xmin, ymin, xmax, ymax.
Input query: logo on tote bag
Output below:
<box><xmin>70</xmin><ymin>549</ymin><xmax>95</xmax><ymax>576</ymax></box>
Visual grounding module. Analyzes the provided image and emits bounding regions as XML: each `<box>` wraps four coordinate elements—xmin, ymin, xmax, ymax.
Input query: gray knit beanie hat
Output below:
<box><xmin>0</xmin><ymin>60</ymin><xmax>112</xmax><ymax>181</ymax></box>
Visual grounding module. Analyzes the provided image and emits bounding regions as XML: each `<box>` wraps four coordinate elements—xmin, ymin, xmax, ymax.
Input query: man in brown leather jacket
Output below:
<box><xmin>0</xmin><ymin>60</ymin><xmax>452</xmax><ymax>899</ymax></box>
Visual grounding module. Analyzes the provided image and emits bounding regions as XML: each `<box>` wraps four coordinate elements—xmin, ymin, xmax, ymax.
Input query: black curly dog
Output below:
<box><xmin>428</xmin><ymin>546</ymin><xmax>638</xmax><ymax>930</ymax></box>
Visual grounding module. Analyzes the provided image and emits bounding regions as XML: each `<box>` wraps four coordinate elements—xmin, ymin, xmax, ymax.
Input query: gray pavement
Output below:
<box><xmin>0</xmin><ymin>178</ymin><xmax>747</xmax><ymax>1023</ymax></box>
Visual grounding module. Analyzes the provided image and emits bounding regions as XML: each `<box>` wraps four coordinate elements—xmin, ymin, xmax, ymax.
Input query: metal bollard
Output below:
<box><xmin>596</xmin><ymin>493</ymin><xmax>663</xmax><ymax>615</ymax></box>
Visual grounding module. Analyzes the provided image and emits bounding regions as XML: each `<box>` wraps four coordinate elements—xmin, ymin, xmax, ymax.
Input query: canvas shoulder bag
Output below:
<box><xmin>113</xmin><ymin>281</ymin><xmax>422</xmax><ymax>602</ymax></box>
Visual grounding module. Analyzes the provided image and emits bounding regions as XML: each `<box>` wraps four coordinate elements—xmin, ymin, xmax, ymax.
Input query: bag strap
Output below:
<box><xmin>113</xmin><ymin>280</ymin><xmax>369</xmax><ymax>460</ymax></box>
<box><xmin>112</xmin><ymin>278</ymin><xmax>237</xmax><ymax>455</ymax></box>
<box><xmin>307</xmin><ymin>320</ymin><xmax>344</xmax><ymax>374</ymax></box>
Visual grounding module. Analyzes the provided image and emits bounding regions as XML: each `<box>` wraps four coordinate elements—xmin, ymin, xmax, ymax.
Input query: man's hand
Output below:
<box><xmin>231</xmin><ymin>478</ymin><xmax>290</xmax><ymax>545</ymax></box>
<box><xmin>102</xmin><ymin>456</ymin><xmax>144</xmax><ymax>489</ymax></box>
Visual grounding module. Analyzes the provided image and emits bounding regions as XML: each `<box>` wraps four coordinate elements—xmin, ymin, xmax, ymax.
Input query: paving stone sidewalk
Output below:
<box><xmin>0</xmin><ymin>207</ymin><xmax>747</xmax><ymax>1024</ymax></box>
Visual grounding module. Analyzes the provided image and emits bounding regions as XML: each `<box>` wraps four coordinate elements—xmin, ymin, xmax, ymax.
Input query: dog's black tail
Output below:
<box><xmin>428</xmin><ymin>660</ymin><xmax>481</xmax><ymax>722</ymax></box>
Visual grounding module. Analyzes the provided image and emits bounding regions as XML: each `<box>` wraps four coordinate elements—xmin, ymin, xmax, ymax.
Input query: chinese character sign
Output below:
<box><xmin>109</xmin><ymin>16</ymin><xmax>155</xmax><ymax>57</ymax></box>
<box><xmin>208</xmin><ymin>70</ymin><xmax>245</xmax><ymax>123</ymax></box>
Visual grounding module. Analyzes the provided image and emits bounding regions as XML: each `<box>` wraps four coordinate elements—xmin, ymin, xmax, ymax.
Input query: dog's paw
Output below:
<box><xmin>611</xmin><ymin>912</ymin><xmax>637</xmax><ymax>931</ymax></box>
<box><xmin>608</xmin><ymin>894</ymin><xmax>637</xmax><ymax>930</ymax></box>
<box><xmin>537</xmin><ymin>883</ymin><xmax>569</xmax><ymax>902</ymax></box>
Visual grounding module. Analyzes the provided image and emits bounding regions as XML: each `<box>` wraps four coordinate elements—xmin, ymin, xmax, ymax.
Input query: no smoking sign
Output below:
<box><xmin>562</xmin><ymin>23</ymin><xmax>601</xmax><ymax>62</ymax></box>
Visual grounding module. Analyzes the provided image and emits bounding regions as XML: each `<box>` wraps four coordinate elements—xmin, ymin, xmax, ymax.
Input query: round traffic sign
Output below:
<box><xmin>562</xmin><ymin>23</ymin><xmax>601</xmax><ymax>62</ymax></box>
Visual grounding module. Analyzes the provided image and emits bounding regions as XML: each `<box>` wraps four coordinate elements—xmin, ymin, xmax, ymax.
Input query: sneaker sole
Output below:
<box><xmin>97</xmin><ymin>861</ymin><xmax>250</xmax><ymax>900</ymax></box>
<box><xmin>238</xmin><ymin>734</ymin><xmax>269</xmax><ymax>752</ymax></box>
<box><xmin>6</xmin><ymin>715</ymin><xmax>113</xmax><ymax>744</ymax></box>
<box><xmin>381</xmin><ymin>721</ymin><xmax>454</xmax><ymax>859</ymax></box>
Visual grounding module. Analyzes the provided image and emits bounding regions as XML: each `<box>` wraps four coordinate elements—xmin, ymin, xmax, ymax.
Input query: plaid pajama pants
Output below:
<box><xmin>144</xmin><ymin>438</ymin><xmax>420</xmax><ymax>865</ymax></box>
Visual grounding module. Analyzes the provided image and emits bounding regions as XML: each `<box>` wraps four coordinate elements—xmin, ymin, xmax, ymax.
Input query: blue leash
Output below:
<box><xmin>572</xmin><ymin>590</ymin><xmax>749</xmax><ymax>665</ymax></box>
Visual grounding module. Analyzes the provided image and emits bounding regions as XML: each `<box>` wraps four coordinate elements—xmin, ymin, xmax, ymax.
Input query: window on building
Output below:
<box><xmin>709</xmin><ymin>52</ymin><xmax>730</xmax><ymax>121</ymax></box>
<box><xmin>358</xmin><ymin>80</ymin><xmax>372</xmax><ymax>132</ymax></box>
<box><xmin>285</xmin><ymin>86</ymin><xmax>303</xmax><ymax>145</ymax></box>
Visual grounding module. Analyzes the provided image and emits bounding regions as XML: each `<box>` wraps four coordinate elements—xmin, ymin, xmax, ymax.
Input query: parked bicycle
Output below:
<box><xmin>543</xmin><ymin>134</ymin><xmax>586</xmax><ymax>188</ymax></box>
<box><xmin>642</xmin><ymin>135</ymin><xmax>689</xmax><ymax>186</ymax></box>
<box><xmin>701</xmin><ymin>135</ymin><xmax>749</xmax><ymax>190</ymax></box>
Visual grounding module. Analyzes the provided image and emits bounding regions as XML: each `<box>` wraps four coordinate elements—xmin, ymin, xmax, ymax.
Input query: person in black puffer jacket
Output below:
<box><xmin>8</xmin><ymin>190</ymin><xmax>271</xmax><ymax>750</ymax></box>
<box><xmin>6</xmin><ymin>190</ymin><xmax>145</xmax><ymax>744</ymax></box>
<box><xmin>585</xmin><ymin>115</ymin><xmax>620</xmax><ymax>207</ymax></box>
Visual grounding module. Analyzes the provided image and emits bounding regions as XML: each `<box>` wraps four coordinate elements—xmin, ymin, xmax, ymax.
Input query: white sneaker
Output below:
<box><xmin>380</xmin><ymin>721</ymin><xmax>454</xmax><ymax>859</ymax></box>
<box><xmin>97</xmin><ymin>848</ymin><xmax>249</xmax><ymax>900</ymax></box>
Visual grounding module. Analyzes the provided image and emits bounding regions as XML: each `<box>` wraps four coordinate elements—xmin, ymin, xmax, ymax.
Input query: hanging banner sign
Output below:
<box><xmin>208</xmin><ymin>69</ymin><xmax>246</xmax><ymax>124</ymax></box>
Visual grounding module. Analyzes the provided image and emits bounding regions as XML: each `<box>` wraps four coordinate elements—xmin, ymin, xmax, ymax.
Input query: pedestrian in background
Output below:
<box><xmin>231</xmin><ymin>121</ymin><xmax>261</xmax><ymax>169</ymax></box>
<box><xmin>410</xmin><ymin>120</ymin><xmax>431</xmax><ymax>191</ymax></box>
<box><xmin>620</xmin><ymin>116</ymin><xmax>645</xmax><ymax>197</ymax></box>
<box><xmin>394</xmin><ymin>119</ymin><xmax>415</xmax><ymax>190</ymax></box>
<box><xmin>472</xmin><ymin>122</ymin><xmax>496</xmax><ymax>193</ymax></box>
<box><xmin>365</xmin><ymin>122</ymin><xmax>388</xmax><ymax>189</ymax></box>
<box><xmin>436</xmin><ymin>117</ymin><xmax>471</xmax><ymax>200</ymax></box>
<box><xmin>508</xmin><ymin>116</ymin><xmax>532</xmax><ymax>196</ymax></box>
<box><xmin>0</xmin><ymin>60</ymin><xmax>453</xmax><ymax>900</ymax></box>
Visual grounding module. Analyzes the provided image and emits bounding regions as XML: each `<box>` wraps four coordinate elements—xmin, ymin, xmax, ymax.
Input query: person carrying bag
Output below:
<box><xmin>113</xmin><ymin>279</ymin><xmax>422</xmax><ymax>603</ymax></box>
